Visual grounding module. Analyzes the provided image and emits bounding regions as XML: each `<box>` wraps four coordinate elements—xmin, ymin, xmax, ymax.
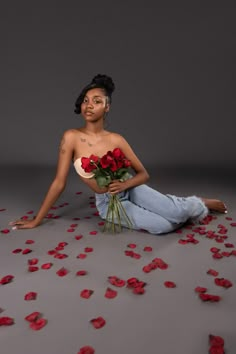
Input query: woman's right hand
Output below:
<box><xmin>9</xmin><ymin>218</ymin><xmax>39</xmax><ymax>230</ymax></box>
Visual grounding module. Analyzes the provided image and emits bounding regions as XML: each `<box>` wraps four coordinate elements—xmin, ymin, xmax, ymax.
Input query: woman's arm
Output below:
<box><xmin>108</xmin><ymin>134</ymin><xmax>150</xmax><ymax>195</ymax></box>
<box><xmin>10</xmin><ymin>130</ymin><xmax>75</xmax><ymax>229</ymax></box>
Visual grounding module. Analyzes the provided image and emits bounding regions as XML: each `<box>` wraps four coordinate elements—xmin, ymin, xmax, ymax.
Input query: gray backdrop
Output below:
<box><xmin>1</xmin><ymin>2</ymin><xmax>235</xmax><ymax>168</ymax></box>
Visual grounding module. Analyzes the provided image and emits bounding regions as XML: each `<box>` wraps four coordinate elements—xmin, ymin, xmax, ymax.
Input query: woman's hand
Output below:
<box><xmin>9</xmin><ymin>218</ymin><xmax>39</xmax><ymax>230</ymax></box>
<box><xmin>108</xmin><ymin>180</ymin><xmax>127</xmax><ymax>195</ymax></box>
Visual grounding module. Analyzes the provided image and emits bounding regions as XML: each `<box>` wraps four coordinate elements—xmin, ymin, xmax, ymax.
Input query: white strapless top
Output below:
<box><xmin>73</xmin><ymin>158</ymin><xmax>95</xmax><ymax>179</ymax></box>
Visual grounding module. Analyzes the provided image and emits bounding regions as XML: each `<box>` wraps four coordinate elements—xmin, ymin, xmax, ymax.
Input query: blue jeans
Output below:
<box><xmin>95</xmin><ymin>184</ymin><xmax>208</xmax><ymax>234</ymax></box>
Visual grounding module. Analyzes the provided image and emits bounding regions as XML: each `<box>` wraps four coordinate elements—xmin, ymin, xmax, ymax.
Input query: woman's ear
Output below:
<box><xmin>105</xmin><ymin>104</ymin><xmax>110</xmax><ymax>113</ymax></box>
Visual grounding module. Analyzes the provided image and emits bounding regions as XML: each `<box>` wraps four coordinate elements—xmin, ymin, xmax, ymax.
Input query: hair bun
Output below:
<box><xmin>91</xmin><ymin>74</ymin><xmax>115</xmax><ymax>94</ymax></box>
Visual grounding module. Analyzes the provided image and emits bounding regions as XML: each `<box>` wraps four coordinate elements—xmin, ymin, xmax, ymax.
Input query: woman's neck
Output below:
<box><xmin>82</xmin><ymin>122</ymin><xmax>105</xmax><ymax>136</ymax></box>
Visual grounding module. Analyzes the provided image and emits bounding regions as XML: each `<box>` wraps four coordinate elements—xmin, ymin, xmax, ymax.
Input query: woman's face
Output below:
<box><xmin>80</xmin><ymin>88</ymin><xmax>109</xmax><ymax>121</ymax></box>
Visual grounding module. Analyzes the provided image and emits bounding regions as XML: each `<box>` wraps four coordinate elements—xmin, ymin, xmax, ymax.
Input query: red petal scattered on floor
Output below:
<box><xmin>25</xmin><ymin>240</ymin><xmax>35</xmax><ymax>244</ymax></box>
<box><xmin>22</xmin><ymin>248</ymin><xmax>32</xmax><ymax>255</ymax></box>
<box><xmin>25</xmin><ymin>312</ymin><xmax>41</xmax><ymax>322</ymax></box>
<box><xmin>212</xmin><ymin>253</ymin><xmax>223</xmax><ymax>259</ymax></box>
<box><xmin>104</xmin><ymin>287</ymin><xmax>118</xmax><ymax>299</ymax></box>
<box><xmin>127</xmin><ymin>243</ymin><xmax>136</xmax><ymax>249</ymax></box>
<box><xmin>28</xmin><ymin>266</ymin><xmax>39</xmax><ymax>272</ymax></box>
<box><xmin>214</xmin><ymin>278</ymin><xmax>233</xmax><ymax>288</ymax></box>
<box><xmin>199</xmin><ymin>293</ymin><xmax>221</xmax><ymax>302</ymax></box>
<box><xmin>41</xmin><ymin>263</ymin><xmax>53</xmax><ymax>269</ymax></box>
<box><xmin>1</xmin><ymin>229</ymin><xmax>10</xmax><ymax>234</ymax></box>
<box><xmin>28</xmin><ymin>258</ymin><xmax>39</xmax><ymax>265</ymax></box>
<box><xmin>77</xmin><ymin>253</ymin><xmax>87</xmax><ymax>259</ymax></box>
<box><xmin>84</xmin><ymin>247</ymin><xmax>93</xmax><ymax>253</ymax></box>
<box><xmin>164</xmin><ymin>281</ymin><xmax>176</xmax><ymax>288</ymax></box>
<box><xmin>56</xmin><ymin>267</ymin><xmax>69</xmax><ymax>277</ymax></box>
<box><xmin>76</xmin><ymin>270</ymin><xmax>87</xmax><ymax>276</ymax></box>
<box><xmin>0</xmin><ymin>317</ymin><xmax>15</xmax><ymax>326</ymax></box>
<box><xmin>143</xmin><ymin>246</ymin><xmax>153</xmax><ymax>252</ymax></box>
<box><xmin>108</xmin><ymin>276</ymin><xmax>126</xmax><ymax>287</ymax></box>
<box><xmin>224</xmin><ymin>243</ymin><xmax>234</xmax><ymax>248</ymax></box>
<box><xmin>207</xmin><ymin>269</ymin><xmax>219</xmax><ymax>277</ymax></box>
<box><xmin>195</xmin><ymin>286</ymin><xmax>207</xmax><ymax>293</ymax></box>
<box><xmin>89</xmin><ymin>231</ymin><xmax>98</xmax><ymax>235</ymax></box>
<box><xmin>0</xmin><ymin>275</ymin><xmax>14</xmax><ymax>285</ymax></box>
<box><xmin>30</xmin><ymin>318</ymin><xmax>47</xmax><ymax>330</ymax></box>
<box><xmin>12</xmin><ymin>248</ymin><xmax>22</xmax><ymax>254</ymax></box>
<box><xmin>80</xmin><ymin>289</ymin><xmax>94</xmax><ymax>299</ymax></box>
<box><xmin>54</xmin><ymin>253</ymin><xmax>68</xmax><ymax>259</ymax></box>
<box><xmin>77</xmin><ymin>346</ymin><xmax>95</xmax><ymax>354</ymax></box>
<box><xmin>209</xmin><ymin>334</ymin><xmax>225</xmax><ymax>354</ymax></box>
<box><xmin>210</xmin><ymin>247</ymin><xmax>220</xmax><ymax>253</ymax></box>
<box><xmin>47</xmin><ymin>250</ymin><xmax>57</xmax><ymax>255</ymax></box>
<box><xmin>90</xmin><ymin>316</ymin><xmax>106</xmax><ymax>329</ymax></box>
<box><xmin>67</xmin><ymin>228</ymin><xmax>75</xmax><ymax>232</ymax></box>
<box><xmin>133</xmin><ymin>287</ymin><xmax>145</xmax><ymax>294</ymax></box>
<box><xmin>24</xmin><ymin>292</ymin><xmax>37</xmax><ymax>300</ymax></box>
<box><xmin>230</xmin><ymin>222</ymin><xmax>236</xmax><ymax>227</ymax></box>
<box><xmin>0</xmin><ymin>208</ymin><xmax>6</xmax><ymax>212</ymax></box>
<box><xmin>75</xmin><ymin>235</ymin><xmax>83</xmax><ymax>240</ymax></box>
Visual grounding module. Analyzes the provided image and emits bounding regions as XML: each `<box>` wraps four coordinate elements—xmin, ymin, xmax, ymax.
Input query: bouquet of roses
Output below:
<box><xmin>81</xmin><ymin>148</ymin><xmax>133</xmax><ymax>232</ymax></box>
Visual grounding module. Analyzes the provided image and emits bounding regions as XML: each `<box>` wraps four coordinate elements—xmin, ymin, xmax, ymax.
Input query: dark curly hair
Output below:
<box><xmin>74</xmin><ymin>74</ymin><xmax>115</xmax><ymax>114</ymax></box>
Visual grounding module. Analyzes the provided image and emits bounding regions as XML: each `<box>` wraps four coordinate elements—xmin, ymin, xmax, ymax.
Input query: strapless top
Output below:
<box><xmin>73</xmin><ymin>158</ymin><xmax>95</xmax><ymax>179</ymax></box>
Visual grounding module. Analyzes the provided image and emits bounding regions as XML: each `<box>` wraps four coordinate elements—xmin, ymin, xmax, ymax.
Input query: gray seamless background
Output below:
<box><xmin>1</xmin><ymin>2</ymin><xmax>235</xmax><ymax>167</ymax></box>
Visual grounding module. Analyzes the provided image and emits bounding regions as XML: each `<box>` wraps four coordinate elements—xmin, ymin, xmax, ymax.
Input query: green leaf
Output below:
<box><xmin>96</xmin><ymin>175</ymin><xmax>111</xmax><ymax>188</ymax></box>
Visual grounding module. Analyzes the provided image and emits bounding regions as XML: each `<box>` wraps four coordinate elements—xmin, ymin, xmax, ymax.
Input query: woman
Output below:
<box><xmin>10</xmin><ymin>74</ymin><xmax>227</xmax><ymax>234</ymax></box>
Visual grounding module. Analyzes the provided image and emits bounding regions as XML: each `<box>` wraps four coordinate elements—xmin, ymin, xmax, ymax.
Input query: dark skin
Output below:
<box><xmin>10</xmin><ymin>88</ymin><xmax>227</xmax><ymax>230</ymax></box>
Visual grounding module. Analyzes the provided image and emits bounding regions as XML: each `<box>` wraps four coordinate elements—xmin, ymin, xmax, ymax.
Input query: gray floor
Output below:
<box><xmin>1</xmin><ymin>164</ymin><xmax>236</xmax><ymax>354</ymax></box>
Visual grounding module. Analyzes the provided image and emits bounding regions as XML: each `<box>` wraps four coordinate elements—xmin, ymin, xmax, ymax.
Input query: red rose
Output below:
<box><xmin>112</xmin><ymin>148</ymin><xmax>125</xmax><ymax>159</ymax></box>
<box><xmin>81</xmin><ymin>157</ymin><xmax>97</xmax><ymax>173</ymax></box>
<box><xmin>123</xmin><ymin>159</ymin><xmax>131</xmax><ymax>167</ymax></box>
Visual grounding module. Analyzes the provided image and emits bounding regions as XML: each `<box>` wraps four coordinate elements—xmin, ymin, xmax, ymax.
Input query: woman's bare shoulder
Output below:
<box><xmin>61</xmin><ymin>128</ymin><xmax>81</xmax><ymax>140</ymax></box>
<box><xmin>108</xmin><ymin>132</ymin><xmax>127</xmax><ymax>144</ymax></box>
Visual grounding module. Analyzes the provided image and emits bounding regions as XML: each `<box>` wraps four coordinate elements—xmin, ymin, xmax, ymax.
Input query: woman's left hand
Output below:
<box><xmin>108</xmin><ymin>180</ymin><xmax>126</xmax><ymax>195</ymax></box>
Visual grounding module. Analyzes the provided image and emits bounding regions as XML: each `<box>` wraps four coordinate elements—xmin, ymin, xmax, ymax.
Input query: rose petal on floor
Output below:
<box><xmin>24</xmin><ymin>292</ymin><xmax>37</xmax><ymax>300</ymax></box>
<box><xmin>0</xmin><ymin>317</ymin><xmax>15</xmax><ymax>326</ymax></box>
<box><xmin>0</xmin><ymin>275</ymin><xmax>14</xmax><ymax>285</ymax></box>
<box><xmin>25</xmin><ymin>312</ymin><xmax>41</xmax><ymax>322</ymax></box>
<box><xmin>80</xmin><ymin>289</ymin><xmax>94</xmax><ymax>299</ymax></box>
<box><xmin>41</xmin><ymin>263</ymin><xmax>53</xmax><ymax>270</ymax></box>
<box><xmin>56</xmin><ymin>267</ymin><xmax>69</xmax><ymax>277</ymax></box>
<box><xmin>30</xmin><ymin>318</ymin><xmax>47</xmax><ymax>330</ymax></box>
<box><xmin>77</xmin><ymin>346</ymin><xmax>95</xmax><ymax>354</ymax></box>
<box><xmin>104</xmin><ymin>287</ymin><xmax>118</xmax><ymax>299</ymax></box>
<box><xmin>90</xmin><ymin>316</ymin><xmax>106</xmax><ymax>329</ymax></box>
<box><xmin>164</xmin><ymin>281</ymin><xmax>176</xmax><ymax>288</ymax></box>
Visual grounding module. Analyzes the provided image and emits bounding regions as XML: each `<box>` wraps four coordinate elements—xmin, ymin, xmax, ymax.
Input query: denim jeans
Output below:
<box><xmin>95</xmin><ymin>184</ymin><xmax>208</xmax><ymax>234</ymax></box>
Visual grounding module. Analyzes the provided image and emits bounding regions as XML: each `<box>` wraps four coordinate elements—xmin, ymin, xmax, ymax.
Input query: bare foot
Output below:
<box><xmin>201</xmin><ymin>198</ymin><xmax>227</xmax><ymax>213</ymax></box>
